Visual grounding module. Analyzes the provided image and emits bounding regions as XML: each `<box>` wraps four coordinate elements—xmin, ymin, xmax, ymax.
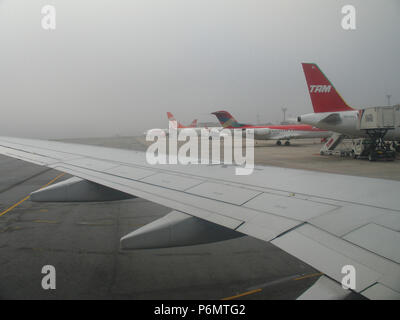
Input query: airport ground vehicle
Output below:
<box><xmin>351</xmin><ymin>139</ymin><xmax>396</xmax><ymax>161</ymax></box>
<box><xmin>320</xmin><ymin>136</ymin><xmax>397</xmax><ymax>161</ymax></box>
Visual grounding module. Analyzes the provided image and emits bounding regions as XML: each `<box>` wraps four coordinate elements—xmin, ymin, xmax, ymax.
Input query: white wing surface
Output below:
<box><xmin>0</xmin><ymin>136</ymin><xmax>399</xmax><ymax>299</ymax></box>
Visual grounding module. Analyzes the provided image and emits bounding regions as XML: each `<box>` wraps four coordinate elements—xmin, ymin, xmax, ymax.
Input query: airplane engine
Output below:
<box><xmin>253</xmin><ymin>128</ymin><xmax>271</xmax><ymax>139</ymax></box>
<box><xmin>120</xmin><ymin>210</ymin><xmax>244</xmax><ymax>249</ymax></box>
<box><xmin>297</xmin><ymin>113</ymin><xmax>325</xmax><ymax>126</ymax></box>
<box><xmin>30</xmin><ymin>177</ymin><xmax>135</xmax><ymax>202</ymax></box>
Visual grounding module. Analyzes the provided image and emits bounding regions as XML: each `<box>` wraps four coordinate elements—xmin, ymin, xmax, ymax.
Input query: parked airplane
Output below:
<box><xmin>167</xmin><ymin>112</ymin><xmax>198</xmax><ymax>128</ymax></box>
<box><xmin>297</xmin><ymin>63</ymin><xmax>400</xmax><ymax>141</ymax></box>
<box><xmin>0</xmin><ymin>135</ymin><xmax>399</xmax><ymax>299</ymax></box>
<box><xmin>144</xmin><ymin>112</ymin><xmax>199</xmax><ymax>137</ymax></box>
<box><xmin>145</xmin><ymin>112</ymin><xmax>223</xmax><ymax>138</ymax></box>
<box><xmin>212</xmin><ymin>110</ymin><xmax>331</xmax><ymax>145</ymax></box>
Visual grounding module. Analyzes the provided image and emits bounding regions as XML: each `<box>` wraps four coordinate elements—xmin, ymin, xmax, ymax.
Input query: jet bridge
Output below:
<box><xmin>356</xmin><ymin>106</ymin><xmax>397</xmax><ymax>161</ymax></box>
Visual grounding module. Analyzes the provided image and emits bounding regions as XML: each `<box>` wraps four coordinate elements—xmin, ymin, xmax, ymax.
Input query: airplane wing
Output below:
<box><xmin>0</xmin><ymin>136</ymin><xmax>399</xmax><ymax>300</ymax></box>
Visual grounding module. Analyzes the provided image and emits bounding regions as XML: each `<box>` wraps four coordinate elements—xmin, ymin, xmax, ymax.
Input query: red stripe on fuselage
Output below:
<box><xmin>224</xmin><ymin>124</ymin><xmax>326</xmax><ymax>132</ymax></box>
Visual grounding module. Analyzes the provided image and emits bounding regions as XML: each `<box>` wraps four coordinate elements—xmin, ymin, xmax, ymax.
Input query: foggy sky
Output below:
<box><xmin>0</xmin><ymin>0</ymin><xmax>399</xmax><ymax>138</ymax></box>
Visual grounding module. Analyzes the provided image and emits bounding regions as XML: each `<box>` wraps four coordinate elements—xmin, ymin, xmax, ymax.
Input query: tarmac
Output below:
<box><xmin>1</xmin><ymin>136</ymin><xmax>398</xmax><ymax>299</ymax></box>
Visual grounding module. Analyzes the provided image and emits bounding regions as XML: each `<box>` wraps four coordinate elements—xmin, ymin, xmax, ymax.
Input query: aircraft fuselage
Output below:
<box><xmin>298</xmin><ymin>110</ymin><xmax>400</xmax><ymax>140</ymax></box>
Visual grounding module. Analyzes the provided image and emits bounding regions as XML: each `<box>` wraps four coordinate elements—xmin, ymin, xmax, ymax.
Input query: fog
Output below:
<box><xmin>0</xmin><ymin>0</ymin><xmax>399</xmax><ymax>138</ymax></box>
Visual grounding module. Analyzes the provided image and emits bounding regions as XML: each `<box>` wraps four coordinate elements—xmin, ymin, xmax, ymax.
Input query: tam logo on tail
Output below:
<box><xmin>302</xmin><ymin>63</ymin><xmax>354</xmax><ymax>113</ymax></box>
<box><xmin>309</xmin><ymin>85</ymin><xmax>332</xmax><ymax>93</ymax></box>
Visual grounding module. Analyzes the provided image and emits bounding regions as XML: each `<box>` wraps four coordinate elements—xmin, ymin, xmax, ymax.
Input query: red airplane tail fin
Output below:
<box><xmin>166</xmin><ymin>112</ymin><xmax>185</xmax><ymax>128</ymax></box>
<box><xmin>302</xmin><ymin>63</ymin><xmax>354</xmax><ymax>113</ymax></box>
<box><xmin>211</xmin><ymin>111</ymin><xmax>243</xmax><ymax>128</ymax></box>
<box><xmin>189</xmin><ymin>119</ymin><xmax>198</xmax><ymax>128</ymax></box>
<box><xmin>167</xmin><ymin>112</ymin><xmax>176</xmax><ymax>122</ymax></box>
